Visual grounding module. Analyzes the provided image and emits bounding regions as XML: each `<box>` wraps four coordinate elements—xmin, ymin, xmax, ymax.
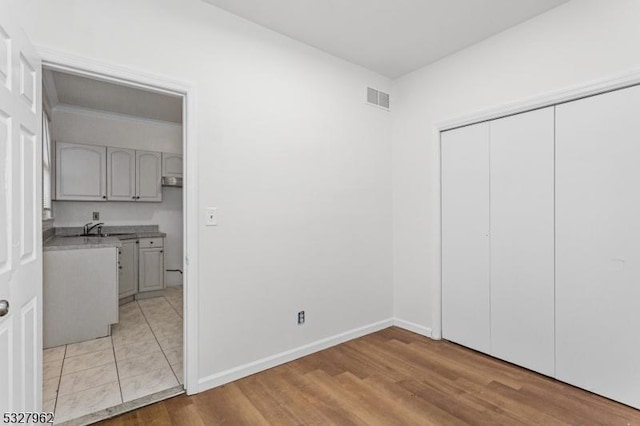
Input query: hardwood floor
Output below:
<box><xmin>99</xmin><ymin>327</ymin><xmax>640</xmax><ymax>425</ymax></box>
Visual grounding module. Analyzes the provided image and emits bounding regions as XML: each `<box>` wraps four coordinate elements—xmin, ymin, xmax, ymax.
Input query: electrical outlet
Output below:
<box><xmin>92</xmin><ymin>212</ymin><xmax>100</xmax><ymax>220</ymax></box>
<box><xmin>205</xmin><ymin>207</ymin><xmax>217</xmax><ymax>226</ymax></box>
<box><xmin>297</xmin><ymin>311</ymin><xmax>305</xmax><ymax>325</ymax></box>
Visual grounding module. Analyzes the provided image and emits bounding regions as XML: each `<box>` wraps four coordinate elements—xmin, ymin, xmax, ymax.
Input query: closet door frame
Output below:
<box><xmin>435</xmin><ymin>69</ymin><xmax>640</xmax><ymax>342</ymax></box>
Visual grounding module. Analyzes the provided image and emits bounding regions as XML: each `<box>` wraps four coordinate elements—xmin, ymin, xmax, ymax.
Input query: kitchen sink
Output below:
<box><xmin>63</xmin><ymin>233</ymin><xmax>136</xmax><ymax>238</ymax></box>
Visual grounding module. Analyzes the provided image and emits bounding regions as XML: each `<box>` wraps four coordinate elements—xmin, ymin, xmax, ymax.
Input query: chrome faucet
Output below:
<box><xmin>83</xmin><ymin>222</ymin><xmax>104</xmax><ymax>235</ymax></box>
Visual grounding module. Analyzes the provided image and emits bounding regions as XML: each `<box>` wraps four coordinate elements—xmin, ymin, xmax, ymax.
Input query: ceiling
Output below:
<box><xmin>202</xmin><ymin>0</ymin><xmax>569</xmax><ymax>78</ymax></box>
<box><xmin>44</xmin><ymin>70</ymin><xmax>183</xmax><ymax>124</ymax></box>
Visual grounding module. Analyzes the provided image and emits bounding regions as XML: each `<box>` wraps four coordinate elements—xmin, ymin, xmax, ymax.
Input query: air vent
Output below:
<box><xmin>366</xmin><ymin>87</ymin><xmax>390</xmax><ymax>110</ymax></box>
<box><xmin>367</xmin><ymin>87</ymin><xmax>378</xmax><ymax>104</ymax></box>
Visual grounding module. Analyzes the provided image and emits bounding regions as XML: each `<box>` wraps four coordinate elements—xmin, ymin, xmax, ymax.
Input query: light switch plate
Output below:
<box><xmin>205</xmin><ymin>207</ymin><xmax>217</xmax><ymax>226</ymax></box>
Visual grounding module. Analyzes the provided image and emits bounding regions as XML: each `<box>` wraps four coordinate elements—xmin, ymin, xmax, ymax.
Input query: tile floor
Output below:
<box><xmin>43</xmin><ymin>286</ymin><xmax>184</xmax><ymax>424</ymax></box>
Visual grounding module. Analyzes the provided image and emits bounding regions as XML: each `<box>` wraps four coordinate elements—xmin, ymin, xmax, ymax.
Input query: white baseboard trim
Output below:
<box><xmin>393</xmin><ymin>318</ymin><xmax>433</xmax><ymax>339</ymax></box>
<box><xmin>198</xmin><ymin>318</ymin><xmax>394</xmax><ymax>392</ymax></box>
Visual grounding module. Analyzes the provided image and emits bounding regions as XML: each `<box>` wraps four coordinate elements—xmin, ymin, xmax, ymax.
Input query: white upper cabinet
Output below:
<box><xmin>489</xmin><ymin>107</ymin><xmax>555</xmax><ymax>377</ymax></box>
<box><xmin>55</xmin><ymin>142</ymin><xmax>106</xmax><ymax>201</ymax></box>
<box><xmin>56</xmin><ymin>144</ymin><xmax>162</xmax><ymax>202</ymax></box>
<box><xmin>162</xmin><ymin>152</ymin><xmax>182</xmax><ymax>177</ymax></box>
<box><xmin>136</xmin><ymin>150</ymin><xmax>162</xmax><ymax>202</ymax></box>
<box><xmin>441</xmin><ymin>122</ymin><xmax>491</xmax><ymax>354</ymax></box>
<box><xmin>107</xmin><ymin>147</ymin><xmax>136</xmax><ymax>201</ymax></box>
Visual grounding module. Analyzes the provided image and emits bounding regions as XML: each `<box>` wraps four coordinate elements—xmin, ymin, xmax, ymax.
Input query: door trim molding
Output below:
<box><xmin>36</xmin><ymin>46</ymin><xmax>201</xmax><ymax>394</ymax></box>
<box><xmin>437</xmin><ymin>66</ymin><xmax>640</xmax><ymax>132</ymax></box>
<box><xmin>433</xmin><ymin>66</ymin><xmax>640</xmax><ymax>342</ymax></box>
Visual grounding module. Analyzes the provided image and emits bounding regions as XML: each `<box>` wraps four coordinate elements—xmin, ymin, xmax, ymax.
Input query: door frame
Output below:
<box><xmin>434</xmin><ymin>66</ymin><xmax>640</xmax><ymax>342</ymax></box>
<box><xmin>37</xmin><ymin>47</ymin><xmax>200</xmax><ymax>394</ymax></box>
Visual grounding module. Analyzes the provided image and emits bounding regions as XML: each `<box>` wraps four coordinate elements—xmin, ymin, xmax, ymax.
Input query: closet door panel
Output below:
<box><xmin>490</xmin><ymin>107</ymin><xmax>555</xmax><ymax>377</ymax></box>
<box><xmin>441</xmin><ymin>123</ymin><xmax>491</xmax><ymax>354</ymax></box>
<box><xmin>556</xmin><ymin>85</ymin><xmax>640</xmax><ymax>408</ymax></box>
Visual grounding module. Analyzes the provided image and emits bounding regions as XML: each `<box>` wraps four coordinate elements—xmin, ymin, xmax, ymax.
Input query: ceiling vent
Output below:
<box><xmin>366</xmin><ymin>87</ymin><xmax>390</xmax><ymax>110</ymax></box>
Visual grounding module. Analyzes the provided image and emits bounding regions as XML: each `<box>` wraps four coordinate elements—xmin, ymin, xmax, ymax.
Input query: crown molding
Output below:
<box><xmin>52</xmin><ymin>104</ymin><xmax>183</xmax><ymax>129</ymax></box>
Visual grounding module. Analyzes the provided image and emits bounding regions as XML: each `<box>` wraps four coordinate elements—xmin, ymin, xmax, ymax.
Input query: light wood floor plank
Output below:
<box><xmin>99</xmin><ymin>327</ymin><xmax>640</xmax><ymax>425</ymax></box>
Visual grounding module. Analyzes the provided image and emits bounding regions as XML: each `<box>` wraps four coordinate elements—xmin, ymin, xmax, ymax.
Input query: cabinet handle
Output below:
<box><xmin>132</xmin><ymin>196</ymin><xmax>136</xmax><ymax>199</ymax></box>
<box><xmin>160</xmin><ymin>250</ymin><xmax>163</xmax><ymax>253</ymax></box>
<box><xmin>102</xmin><ymin>195</ymin><xmax>106</xmax><ymax>199</ymax></box>
<box><xmin>150</xmin><ymin>241</ymin><xmax>154</xmax><ymax>244</ymax></box>
<box><xmin>119</xmin><ymin>266</ymin><xmax>123</xmax><ymax>270</ymax></box>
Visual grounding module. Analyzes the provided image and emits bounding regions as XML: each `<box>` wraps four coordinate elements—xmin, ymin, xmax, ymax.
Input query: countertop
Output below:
<box><xmin>44</xmin><ymin>230</ymin><xmax>167</xmax><ymax>251</ymax></box>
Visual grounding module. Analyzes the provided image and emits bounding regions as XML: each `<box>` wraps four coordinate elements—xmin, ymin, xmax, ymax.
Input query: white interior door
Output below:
<box><xmin>556</xmin><ymin>84</ymin><xmax>640</xmax><ymax>409</ymax></box>
<box><xmin>489</xmin><ymin>107</ymin><xmax>555</xmax><ymax>377</ymax></box>
<box><xmin>441</xmin><ymin>122</ymin><xmax>491</xmax><ymax>354</ymax></box>
<box><xmin>0</xmin><ymin>9</ymin><xmax>43</xmax><ymax>414</ymax></box>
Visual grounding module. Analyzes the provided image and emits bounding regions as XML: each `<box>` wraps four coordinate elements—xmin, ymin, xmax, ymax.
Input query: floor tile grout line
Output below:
<box><xmin>119</xmin><ymin>364</ymin><xmax>178</xmax><ymax>389</ymax></box>
<box><xmin>137</xmin><ymin>298</ymin><xmax>182</xmax><ymax>385</ymax></box>
<box><xmin>165</xmin><ymin>296</ymin><xmax>182</xmax><ymax>318</ymax></box>
<box><xmin>111</xmin><ymin>332</ymin><xmax>125</xmax><ymax>406</ymax></box>
<box><xmin>60</xmin><ymin>361</ymin><xmax>116</xmax><ymax>379</ymax></box>
<box><xmin>52</xmin><ymin>344</ymin><xmax>67</xmax><ymax>416</ymax></box>
<box><xmin>55</xmin><ymin>379</ymin><xmax>122</xmax><ymax>400</ymax></box>
<box><xmin>44</xmin><ymin>294</ymin><xmax>184</xmax><ymax>422</ymax></box>
<box><xmin>64</xmin><ymin>337</ymin><xmax>113</xmax><ymax>359</ymax></box>
<box><xmin>162</xmin><ymin>289</ymin><xmax>185</xmax><ymax>382</ymax></box>
<box><xmin>162</xmin><ymin>285</ymin><xmax>183</xmax><ymax>318</ymax></box>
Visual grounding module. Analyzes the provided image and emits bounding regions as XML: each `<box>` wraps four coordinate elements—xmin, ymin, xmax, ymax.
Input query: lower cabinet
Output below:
<box><xmin>139</xmin><ymin>246</ymin><xmax>165</xmax><ymax>292</ymax></box>
<box><xmin>44</xmin><ymin>247</ymin><xmax>119</xmax><ymax>347</ymax></box>
<box><xmin>118</xmin><ymin>237</ymin><xmax>165</xmax><ymax>299</ymax></box>
<box><xmin>118</xmin><ymin>240</ymin><xmax>138</xmax><ymax>299</ymax></box>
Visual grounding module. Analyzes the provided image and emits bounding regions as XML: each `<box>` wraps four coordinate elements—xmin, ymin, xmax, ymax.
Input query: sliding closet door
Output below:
<box><xmin>556</xmin><ymin>85</ymin><xmax>640</xmax><ymax>408</ymax></box>
<box><xmin>441</xmin><ymin>123</ymin><xmax>490</xmax><ymax>353</ymax></box>
<box><xmin>490</xmin><ymin>107</ymin><xmax>555</xmax><ymax>377</ymax></box>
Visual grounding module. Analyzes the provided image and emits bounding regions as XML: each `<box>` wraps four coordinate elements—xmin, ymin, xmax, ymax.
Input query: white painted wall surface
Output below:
<box><xmin>51</xmin><ymin>107</ymin><xmax>184</xmax><ymax>286</ymax></box>
<box><xmin>391</xmin><ymin>0</ymin><xmax>640</xmax><ymax>333</ymax></box>
<box><xmin>18</xmin><ymin>0</ymin><xmax>392</xmax><ymax>387</ymax></box>
<box><xmin>51</xmin><ymin>106</ymin><xmax>182</xmax><ymax>154</ymax></box>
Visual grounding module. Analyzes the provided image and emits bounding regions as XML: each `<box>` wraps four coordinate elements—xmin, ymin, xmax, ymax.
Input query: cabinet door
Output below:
<box><xmin>107</xmin><ymin>147</ymin><xmax>136</xmax><ymax>201</ymax></box>
<box><xmin>489</xmin><ymin>107</ymin><xmax>555</xmax><ymax>377</ymax></box>
<box><xmin>118</xmin><ymin>240</ymin><xmax>138</xmax><ymax>299</ymax></box>
<box><xmin>162</xmin><ymin>153</ymin><xmax>182</xmax><ymax>177</ymax></box>
<box><xmin>136</xmin><ymin>151</ymin><xmax>162</xmax><ymax>202</ymax></box>
<box><xmin>55</xmin><ymin>142</ymin><xmax>106</xmax><ymax>201</ymax></box>
<box><xmin>556</xmin><ymin>85</ymin><xmax>640</xmax><ymax>409</ymax></box>
<box><xmin>441</xmin><ymin>122</ymin><xmax>491</xmax><ymax>354</ymax></box>
<box><xmin>139</xmin><ymin>247</ymin><xmax>164</xmax><ymax>292</ymax></box>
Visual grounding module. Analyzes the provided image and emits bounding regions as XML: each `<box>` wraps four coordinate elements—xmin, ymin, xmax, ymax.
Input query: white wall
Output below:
<box><xmin>391</xmin><ymin>0</ymin><xmax>640</xmax><ymax>334</ymax></box>
<box><xmin>51</xmin><ymin>106</ymin><xmax>182</xmax><ymax>154</ymax></box>
<box><xmin>19</xmin><ymin>0</ymin><xmax>393</xmax><ymax>388</ymax></box>
<box><xmin>51</xmin><ymin>107</ymin><xmax>184</xmax><ymax>286</ymax></box>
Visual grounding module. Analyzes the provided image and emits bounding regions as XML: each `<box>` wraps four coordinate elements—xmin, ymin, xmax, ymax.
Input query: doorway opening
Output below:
<box><xmin>40</xmin><ymin>57</ymin><xmax>195</xmax><ymax>424</ymax></box>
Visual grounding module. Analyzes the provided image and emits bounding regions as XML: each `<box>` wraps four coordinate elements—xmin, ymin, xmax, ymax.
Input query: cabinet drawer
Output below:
<box><xmin>138</xmin><ymin>238</ymin><xmax>164</xmax><ymax>248</ymax></box>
